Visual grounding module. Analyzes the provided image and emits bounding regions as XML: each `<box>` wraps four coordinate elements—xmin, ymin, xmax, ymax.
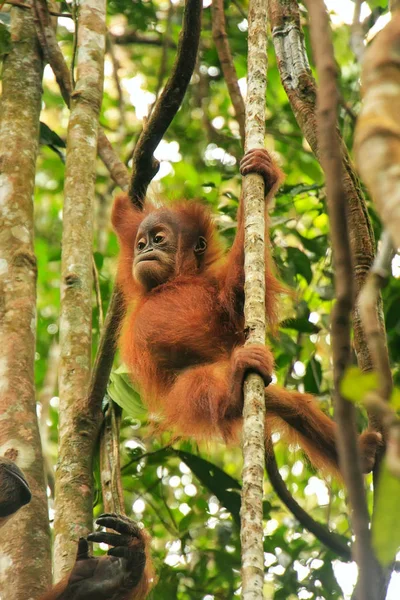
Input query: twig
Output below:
<box><xmin>92</xmin><ymin>256</ymin><xmax>104</xmax><ymax>329</ymax></box>
<box><xmin>211</xmin><ymin>0</ymin><xmax>246</xmax><ymax>144</ymax></box>
<box><xmin>110</xmin><ymin>30</ymin><xmax>177</xmax><ymax>48</ymax></box>
<box><xmin>39</xmin><ymin>341</ymin><xmax>60</xmax><ymax>497</ymax></box>
<box><xmin>86</xmin><ymin>286</ymin><xmax>125</xmax><ymax>416</ymax></box>
<box><xmin>129</xmin><ymin>0</ymin><xmax>202</xmax><ymax>204</ymax></box>
<box><xmin>33</xmin><ymin>0</ymin><xmax>130</xmax><ymax>190</ymax></box>
<box><xmin>106</xmin><ymin>35</ymin><xmax>127</xmax><ymax>132</ymax></box>
<box><xmin>358</xmin><ymin>231</ymin><xmax>394</xmax><ymax>404</ymax></box>
<box><xmin>121</xmin><ymin>444</ymin><xmax>174</xmax><ymax>472</ymax></box>
<box><xmin>70</xmin><ymin>0</ymin><xmax>78</xmax><ymax>89</ymax></box>
<box><xmin>231</xmin><ymin>0</ymin><xmax>247</xmax><ymax>20</ymax></box>
<box><xmin>351</xmin><ymin>0</ymin><xmax>365</xmax><ymax>63</ymax></box>
<box><xmin>304</xmin><ymin>2</ymin><xmax>383</xmax><ymax>599</ymax></box>
<box><xmin>240</xmin><ymin>0</ymin><xmax>269</xmax><ymax>596</ymax></box>
<box><xmin>264</xmin><ymin>436</ymin><xmax>351</xmax><ymax>560</ymax></box>
<box><xmin>100</xmin><ymin>400</ymin><xmax>125</xmax><ymax>514</ymax></box>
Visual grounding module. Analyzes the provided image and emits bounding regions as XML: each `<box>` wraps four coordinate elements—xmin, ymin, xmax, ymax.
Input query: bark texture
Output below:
<box><xmin>54</xmin><ymin>0</ymin><xmax>106</xmax><ymax>581</ymax></box>
<box><xmin>240</xmin><ymin>1</ymin><xmax>268</xmax><ymax>597</ymax></box>
<box><xmin>304</xmin><ymin>2</ymin><xmax>384</xmax><ymax>598</ymax></box>
<box><xmin>354</xmin><ymin>11</ymin><xmax>400</xmax><ymax>251</ymax></box>
<box><xmin>0</xmin><ymin>6</ymin><xmax>51</xmax><ymax>598</ymax></box>
<box><xmin>269</xmin><ymin>0</ymin><xmax>377</xmax><ymax>376</ymax></box>
<box><xmin>357</xmin><ymin>232</ymin><xmax>394</xmax><ymax>403</ymax></box>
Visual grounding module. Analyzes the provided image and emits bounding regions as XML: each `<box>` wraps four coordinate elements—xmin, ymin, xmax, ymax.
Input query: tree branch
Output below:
<box><xmin>304</xmin><ymin>2</ymin><xmax>383</xmax><ymax>598</ymax></box>
<box><xmin>351</xmin><ymin>0</ymin><xmax>365</xmax><ymax>63</ymax></box>
<box><xmin>264</xmin><ymin>437</ymin><xmax>351</xmax><ymax>561</ymax></box>
<box><xmin>129</xmin><ymin>0</ymin><xmax>202</xmax><ymax>204</ymax></box>
<box><xmin>358</xmin><ymin>231</ymin><xmax>394</xmax><ymax>404</ymax></box>
<box><xmin>211</xmin><ymin>0</ymin><xmax>245</xmax><ymax>144</ymax></box>
<box><xmin>110</xmin><ymin>29</ymin><xmax>177</xmax><ymax>48</ymax></box>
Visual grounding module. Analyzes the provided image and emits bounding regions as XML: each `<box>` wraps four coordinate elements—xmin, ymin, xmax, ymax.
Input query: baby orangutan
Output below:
<box><xmin>112</xmin><ymin>148</ymin><xmax>380</xmax><ymax>476</ymax></box>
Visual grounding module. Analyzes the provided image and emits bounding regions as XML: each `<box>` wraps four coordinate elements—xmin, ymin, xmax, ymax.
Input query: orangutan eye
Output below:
<box><xmin>154</xmin><ymin>234</ymin><xmax>165</xmax><ymax>244</ymax></box>
<box><xmin>137</xmin><ymin>240</ymin><xmax>146</xmax><ymax>251</ymax></box>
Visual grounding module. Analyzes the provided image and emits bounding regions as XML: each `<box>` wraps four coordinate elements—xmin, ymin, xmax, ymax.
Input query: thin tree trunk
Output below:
<box><xmin>54</xmin><ymin>0</ymin><xmax>106</xmax><ymax>581</ymax></box>
<box><xmin>240</xmin><ymin>0</ymin><xmax>268</xmax><ymax>597</ymax></box>
<box><xmin>304</xmin><ymin>2</ymin><xmax>384</xmax><ymax>598</ymax></box>
<box><xmin>354</xmin><ymin>11</ymin><xmax>400</xmax><ymax>251</ymax></box>
<box><xmin>0</xmin><ymin>6</ymin><xmax>51</xmax><ymax>599</ymax></box>
<box><xmin>268</xmin><ymin>0</ymin><xmax>377</xmax><ymax>377</ymax></box>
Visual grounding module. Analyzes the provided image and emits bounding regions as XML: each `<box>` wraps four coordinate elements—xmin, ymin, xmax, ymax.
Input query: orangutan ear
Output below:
<box><xmin>194</xmin><ymin>236</ymin><xmax>207</xmax><ymax>255</ymax></box>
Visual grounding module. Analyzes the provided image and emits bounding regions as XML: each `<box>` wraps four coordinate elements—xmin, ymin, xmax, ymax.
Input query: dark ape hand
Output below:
<box><xmin>59</xmin><ymin>513</ymin><xmax>146</xmax><ymax>600</ymax></box>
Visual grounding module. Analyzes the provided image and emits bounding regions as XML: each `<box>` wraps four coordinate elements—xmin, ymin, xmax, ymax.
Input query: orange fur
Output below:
<box><xmin>112</xmin><ymin>150</ymin><xmax>379</xmax><ymax>477</ymax></box>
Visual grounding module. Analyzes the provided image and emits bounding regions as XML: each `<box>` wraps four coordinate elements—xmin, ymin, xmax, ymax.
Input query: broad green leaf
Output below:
<box><xmin>304</xmin><ymin>355</ymin><xmax>323</xmax><ymax>395</ymax></box>
<box><xmin>173</xmin><ymin>449</ymin><xmax>242</xmax><ymax>525</ymax></box>
<box><xmin>93</xmin><ymin>251</ymin><xmax>104</xmax><ymax>270</ymax></box>
<box><xmin>108</xmin><ymin>372</ymin><xmax>147</xmax><ymax>419</ymax></box>
<box><xmin>372</xmin><ymin>460</ymin><xmax>400</xmax><ymax>566</ymax></box>
<box><xmin>286</xmin><ymin>247</ymin><xmax>313</xmax><ymax>284</ymax></box>
<box><xmin>340</xmin><ymin>367</ymin><xmax>378</xmax><ymax>404</ymax></box>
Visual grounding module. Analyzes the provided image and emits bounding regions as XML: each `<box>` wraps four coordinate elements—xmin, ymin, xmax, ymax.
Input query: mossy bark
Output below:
<box><xmin>54</xmin><ymin>0</ymin><xmax>106</xmax><ymax>581</ymax></box>
<box><xmin>0</xmin><ymin>6</ymin><xmax>51</xmax><ymax>599</ymax></box>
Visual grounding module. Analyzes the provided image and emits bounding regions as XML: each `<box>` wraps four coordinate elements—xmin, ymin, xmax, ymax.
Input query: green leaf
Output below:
<box><xmin>340</xmin><ymin>367</ymin><xmax>378</xmax><ymax>404</ymax></box>
<box><xmin>286</xmin><ymin>247</ymin><xmax>313</xmax><ymax>284</ymax></box>
<box><xmin>291</xmin><ymin>230</ymin><xmax>327</xmax><ymax>255</ymax></box>
<box><xmin>304</xmin><ymin>355</ymin><xmax>322</xmax><ymax>394</ymax></box>
<box><xmin>372</xmin><ymin>460</ymin><xmax>400</xmax><ymax>566</ymax></box>
<box><xmin>108</xmin><ymin>372</ymin><xmax>147</xmax><ymax>419</ymax></box>
<box><xmin>0</xmin><ymin>22</ymin><xmax>11</xmax><ymax>57</ymax></box>
<box><xmin>93</xmin><ymin>251</ymin><xmax>104</xmax><ymax>270</ymax></box>
<box><xmin>173</xmin><ymin>449</ymin><xmax>242</xmax><ymax>525</ymax></box>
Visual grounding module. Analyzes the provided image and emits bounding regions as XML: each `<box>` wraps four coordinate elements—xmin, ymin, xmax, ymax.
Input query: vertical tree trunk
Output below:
<box><xmin>268</xmin><ymin>0</ymin><xmax>377</xmax><ymax>377</ymax></box>
<box><xmin>0</xmin><ymin>7</ymin><xmax>51</xmax><ymax>599</ymax></box>
<box><xmin>355</xmin><ymin>11</ymin><xmax>400</xmax><ymax>251</ymax></box>
<box><xmin>304</xmin><ymin>1</ymin><xmax>384</xmax><ymax>598</ymax></box>
<box><xmin>54</xmin><ymin>0</ymin><xmax>106</xmax><ymax>581</ymax></box>
<box><xmin>240</xmin><ymin>0</ymin><xmax>268</xmax><ymax>597</ymax></box>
